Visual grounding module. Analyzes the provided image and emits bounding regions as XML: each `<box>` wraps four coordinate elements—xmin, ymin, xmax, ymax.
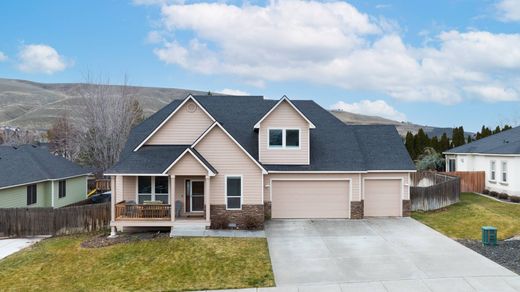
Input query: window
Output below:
<box><xmin>490</xmin><ymin>161</ymin><xmax>496</xmax><ymax>181</ymax></box>
<box><xmin>138</xmin><ymin>176</ymin><xmax>169</xmax><ymax>204</ymax></box>
<box><xmin>268</xmin><ymin>128</ymin><xmax>300</xmax><ymax>149</ymax></box>
<box><xmin>448</xmin><ymin>159</ymin><xmax>456</xmax><ymax>172</ymax></box>
<box><xmin>269</xmin><ymin>129</ymin><xmax>283</xmax><ymax>147</ymax></box>
<box><xmin>58</xmin><ymin>180</ymin><xmax>66</xmax><ymax>198</ymax></box>
<box><xmin>27</xmin><ymin>184</ymin><xmax>37</xmax><ymax>205</ymax></box>
<box><xmin>285</xmin><ymin>129</ymin><xmax>300</xmax><ymax>148</ymax></box>
<box><xmin>226</xmin><ymin>176</ymin><xmax>242</xmax><ymax>210</ymax></box>
<box><xmin>501</xmin><ymin>161</ymin><xmax>508</xmax><ymax>183</ymax></box>
<box><xmin>154</xmin><ymin>176</ymin><xmax>169</xmax><ymax>204</ymax></box>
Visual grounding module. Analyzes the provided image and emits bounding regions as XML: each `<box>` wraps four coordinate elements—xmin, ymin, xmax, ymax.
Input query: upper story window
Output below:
<box><xmin>490</xmin><ymin>161</ymin><xmax>496</xmax><ymax>181</ymax></box>
<box><xmin>501</xmin><ymin>161</ymin><xmax>508</xmax><ymax>183</ymax></box>
<box><xmin>268</xmin><ymin>128</ymin><xmax>300</xmax><ymax>149</ymax></box>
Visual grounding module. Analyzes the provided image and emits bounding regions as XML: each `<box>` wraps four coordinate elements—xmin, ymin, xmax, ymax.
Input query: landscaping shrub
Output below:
<box><xmin>490</xmin><ymin>191</ymin><xmax>499</xmax><ymax>197</ymax></box>
<box><xmin>510</xmin><ymin>196</ymin><xmax>520</xmax><ymax>203</ymax></box>
<box><xmin>211</xmin><ymin>215</ymin><xmax>229</xmax><ymax>229</ymax></box>
<box><xmin>482</xmin><ymin>189</ymin><xmax>490</xmax><ymax>195</ymax></box>
<box><xmin>244</xmin><ymin>214</ymin><xmax>263</xmax><ymax>230</ymax></box>
<box><xmin>498</xmin><ymin>193</ymin><xmax>510</xmax><ymax>200</ymax></box>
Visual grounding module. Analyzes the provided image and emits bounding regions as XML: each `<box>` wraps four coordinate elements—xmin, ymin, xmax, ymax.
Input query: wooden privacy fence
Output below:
<box><xmin>410</xmin><ymin>172</ymin><xmax>460</xmax><ymax>211</ymax></box>
<box><xmin>444</xmin><ymin>171</ymin><xmax>485</xmax><ymax>193</ymax></box>
<box><xmin>0</xmin><ymin>202</ymin><xmax>110</xmax><ymax>238</ymax></box>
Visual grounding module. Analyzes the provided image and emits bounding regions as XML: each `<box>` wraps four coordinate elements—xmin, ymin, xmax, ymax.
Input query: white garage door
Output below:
<box><xmin>271</xmin><ymin>180</ymin><xmax>350</xmax><ymax>219</ymax></box>
<box><xmin>364</xmin><ymin>179</ymin><xmax>402</xmax><ymax>217</ymax></box>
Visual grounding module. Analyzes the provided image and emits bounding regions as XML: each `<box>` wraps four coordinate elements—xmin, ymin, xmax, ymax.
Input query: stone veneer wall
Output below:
<box><xmin>210</xmin><ymin>204</ymin><xmax>265</xmax><ymax>229</ymax></box>
<box><xmin>402</xmin><ymin>200</ymin><xmax>411</xmax><ymax>217</ymax></box>
<box><xmin>350</xmin><ymin>200</ymin><xmax>364</xmax><ymax>219</ymax></box>
<box><xmin>264</xmin><ymin>201</ymin><xmax>272</xmax><ymax>220</ymax></box>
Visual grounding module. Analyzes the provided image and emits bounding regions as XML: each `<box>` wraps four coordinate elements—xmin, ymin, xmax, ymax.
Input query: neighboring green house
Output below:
<box><xmin>0</xmin><ymin>145</ymin><xmax>91</xmax><ymax>208</ymax></box>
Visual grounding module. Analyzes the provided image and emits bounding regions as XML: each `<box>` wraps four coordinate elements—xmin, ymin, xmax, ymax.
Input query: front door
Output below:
<box><xmin>189</xmin><ymin>180</ymin><xmax>204</xmax><ymax>212</ymax></box>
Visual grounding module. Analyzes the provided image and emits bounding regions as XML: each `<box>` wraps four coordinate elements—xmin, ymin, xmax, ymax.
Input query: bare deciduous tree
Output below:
<box><xmin>0</xmin><ymin>128</ymin><xmax>40</xmax><ymax>146</ymax></box>
<box><xmin>47</xmin><ymin>113</ymin><xmax>79</xmax><ymax>160</ymax></box>
<box><xmin>73</xmin><ymin>74</ymin><xmax>143</xmax><ymax>171</ymax></box>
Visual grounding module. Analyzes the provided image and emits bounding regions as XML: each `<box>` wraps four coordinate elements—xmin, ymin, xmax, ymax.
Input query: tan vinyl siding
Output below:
<box><xmin>115</xmin><ymin>176</ymin><xmax>124</xmax><ymax>202</ymax></box>
<box><xmin>146</xmin><ymin>101</ymin><xmax>213</xmax><ymax>145</ymax></box>
<box><xmin>168</xmin><ymin>153</ymin><xmax>208</xmax><ymax>176</ymax></box>
<box><xmin>271</xmin><ymin>180</ymin><xmax>350</xmax><ymax>219</ymax></box>
<box><xmin>195</xmin><ymin>127</ymin><xmax>263</xmax><ymax>205</ymax></box>
<box><xmin>265</xmin><ymin>173</ymin><xmax>361</xmax><ymax>202</ymax></box>
<box><xmin>0</xmin><ymin>182</ymin><xmax>51</xmax><ymax>208</ymax></box>
<box><xmin>53</xmin><ymin>176</ymin><xmax>88</xmax><ymax>208</ymax></box>
<box><xmin>122</xmin><ymin>176</ymin><xmax>136</xmax><ymax>202</ymax></box>
<box><xmin>259</xmin><ymin>100</ymin><xmax>310</xmax><ymax>165</ymax></box>
<box><xmin>362</xmin><ymin>172</ymin><xmax>410</xmax><ymax>200</ymax></box>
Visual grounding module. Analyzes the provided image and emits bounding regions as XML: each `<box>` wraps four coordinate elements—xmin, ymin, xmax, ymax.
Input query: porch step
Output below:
<box><xmin>170</xmin><ymin>220</ymin><xmax>210</xmax><ymax>237</ymax></box>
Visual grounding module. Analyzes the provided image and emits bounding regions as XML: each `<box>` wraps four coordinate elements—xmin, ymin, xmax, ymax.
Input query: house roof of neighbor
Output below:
<box><xmin>445</xmin><ymin>126</ymin><xmax>520</xmax><ymax>155</ymax></box>
<box><xmin>108</xmin><ymin>95</ymin><xmax>415</xmax><ymax>174</ymax></box>
<box><xmin>0</xmin><ymin>144</ymin><xmax>91</xmax><ymax>189</ymax></box>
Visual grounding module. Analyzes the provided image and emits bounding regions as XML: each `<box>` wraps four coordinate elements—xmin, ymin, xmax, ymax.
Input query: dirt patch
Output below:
<box><xmin>81</xmin><ymin>232</ymin><xmax>169</xmax><ymax>248</ymax></box>
<box><xmin>458</xmin><ymin>239</ymin><xmax>520</xmax><ymax>274</ymax></box>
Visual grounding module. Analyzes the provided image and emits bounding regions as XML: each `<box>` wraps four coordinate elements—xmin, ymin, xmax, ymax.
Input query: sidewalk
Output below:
<box><xmin>196</xmin><ymin>275</ymin><xmax>520</xmax><ymax>291</ymax></box>
<box><xmin>0</xmin><ymin>237</ymin><xmax>44</xmax><ymax>260</ymax></box>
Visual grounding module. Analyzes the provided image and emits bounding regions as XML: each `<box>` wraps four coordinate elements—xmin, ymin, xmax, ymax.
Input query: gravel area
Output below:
<box><xmin>80</xmin><ymin>232</ymin><xmax>169</xmax><ymax>248</ymax></box>
<box><xmin>458</xmin><ymin>239</ymin><xmax>520</xmax><ymax>274</ymax></box>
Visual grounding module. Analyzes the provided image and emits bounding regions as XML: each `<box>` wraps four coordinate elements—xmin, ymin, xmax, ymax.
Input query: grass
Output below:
<box><xmin>0</xmin><ymin>235</ymin><xmax>274</xmax><ymax>291</ymax></box>
<box><xmin>413</xmin><ymin>192</ymin><xmax>520</xmax><ymax>240</ymax></box>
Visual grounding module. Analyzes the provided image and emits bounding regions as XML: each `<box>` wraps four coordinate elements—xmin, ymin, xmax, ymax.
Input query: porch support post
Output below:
<box><xmin>170</xmin><ymin>175</ymin><xmax>176</xmax><ymax>222</ymax></box>
<box><xmin>170</xmin><ymin>175</ymin><xmax>176</xmax><ymax>238</ymax></box>
<box><xmin>109</xmin><ymin>176</ymin><xmax>117</xmax><ymax>238</ymax></box>
<box><xmin>205</xmin><ymin>175</ymin><xmax>210</xmax><ymax>222</ymax></box>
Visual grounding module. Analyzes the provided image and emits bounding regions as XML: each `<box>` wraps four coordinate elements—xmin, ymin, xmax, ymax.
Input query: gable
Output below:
<box><xmin>261</xmin><ymin>100</ymin><xmax>309</xmax><ymax>127</ymax></box>
<box><xmin>254</xmin><ymin>97</ymin><xmax>315</xmax><ymax>129</ymax></box>
<box><xmin>146</xmin><ymin>100</ymin><xmax>213</xmax><ymax>145</ymax></box>
<box><xmin>167</xmin><ymin>151</ymin><xmax>209</xmax><ymax>176</ymax></box>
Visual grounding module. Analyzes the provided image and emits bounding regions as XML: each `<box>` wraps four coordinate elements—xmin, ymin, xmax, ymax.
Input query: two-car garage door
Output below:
<box><xmin>271</xmin><ymin>180</ymin><xmax>350</xmax><ymax>219</ymax></box>
<box><xmin>271</xmin><ymin>178</ymin><xmax>403</xmax><ymax>218</ymax></box>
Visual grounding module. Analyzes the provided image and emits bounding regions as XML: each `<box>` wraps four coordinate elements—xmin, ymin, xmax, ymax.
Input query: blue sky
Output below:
<box><xmin>1</xmin><ymin>0</ymin><xmax>520</xmax><ymax>132</ymax></box>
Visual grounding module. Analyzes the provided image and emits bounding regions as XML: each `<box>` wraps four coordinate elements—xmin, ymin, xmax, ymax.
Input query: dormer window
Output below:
<box><xmin>268</xmin><ymin>128</ymin><xmax>300</xmax><ymax>149</ymax></box>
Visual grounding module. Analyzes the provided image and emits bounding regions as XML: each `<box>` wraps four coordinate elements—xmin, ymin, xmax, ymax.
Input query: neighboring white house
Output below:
<box><xmin>444</xmin><ymin>126</ymin><xmax>520</xmax><ymax>196</ymax></box>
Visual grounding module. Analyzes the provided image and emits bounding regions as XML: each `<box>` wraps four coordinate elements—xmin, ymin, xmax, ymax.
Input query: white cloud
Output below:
<box><xmin>0</xmin><ymin>51</ymin><xmax>7</xmax><ymax>62</ymax></box>
<box><xmin>496</xmin><ymin>0</ymin><xmax>520</xmax><ymax>22</ymax></box>
<box><xmin>146</xmin><ymin>1</ymin><xmax>520</xmax><ymax>104</ymax></box>
<box><xmin>331</xmin><ymin>99</ymin><xmax>407</xmax><ymax>121</ymax></box>
<box><xmin>220</xmin><ymin>88</ymin><xmax>250</xmax><ymax>95</ymax></box>
<box><xmin>17</xmin><ymin>44</ymin><xmax>70</xmax><ymax>74</ymax></box>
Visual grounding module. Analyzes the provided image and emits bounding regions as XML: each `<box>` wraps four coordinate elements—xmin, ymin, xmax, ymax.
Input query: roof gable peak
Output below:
<box><xmin>253</xmin><ymin>96</ymin><xmax>316</xmax><ymax>129</ymax></box>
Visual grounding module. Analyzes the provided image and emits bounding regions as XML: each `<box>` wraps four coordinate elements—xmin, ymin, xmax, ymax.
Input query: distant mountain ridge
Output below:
<box><xmin>0</xmin><ymin>78</ymin><xmax>467</xmax><ymax>138</ymax></box>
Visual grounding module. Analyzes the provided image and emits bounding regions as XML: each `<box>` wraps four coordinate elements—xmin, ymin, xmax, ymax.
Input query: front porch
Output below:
<box><xmin>110</xmin><ymin>174</ymin><xmax>212</xmax><ymax>232</ymax></box>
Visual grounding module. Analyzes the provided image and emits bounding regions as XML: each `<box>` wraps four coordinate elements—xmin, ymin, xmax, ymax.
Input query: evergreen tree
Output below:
<box><xmin>467</xmin><ymin>135</ymin><xmax>473</xmax><ymax>144</ymax></box>
<box><xmin>439</xmin><ymin>133</ymin><xmax>450</xmax><ymax>152</ymax></box>
<box><xmin>405</xmin><ymin>132</ymin><xmax>416</xmax><ymax>160</ymax></box>
<box><xmin>430</xmin><ymin>136</ymin><xmax>440</xmax><ymax>152</ymax></box>
<box><xmin>493</xmin><ymin>126</ymin><xmax>501</xmax><ymax>134</ymax></box>
<box><xmin>503</xmin><ymin>124</ymin><xmax>513</xmax><ymax>131</ymax></box>
<box><xmin>415</xmin><ymin>129</ymin><xmax>429</xmax><ymax>156</ymax></box>
<box><xmin>451</xmin><ymin>126</ymin><xmax>465</xmax><ymax>147</ymax></box>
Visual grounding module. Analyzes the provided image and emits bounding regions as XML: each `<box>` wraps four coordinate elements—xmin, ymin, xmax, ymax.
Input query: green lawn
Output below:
<box><xmin>413</xmin><ymin>192</ymin><xmax>520</xmax><ymax>240</ymax></box>
<box><xmin>0</xmin><ymin>235</ymin><xmax>274</xmax><ymax>291</ymax></box>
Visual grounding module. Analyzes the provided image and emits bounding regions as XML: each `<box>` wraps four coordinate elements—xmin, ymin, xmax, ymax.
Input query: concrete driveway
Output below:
<box><xmin>265</xmin><ymin>218</ymin><xmax>520</xmax><ymax>291</ymax></box>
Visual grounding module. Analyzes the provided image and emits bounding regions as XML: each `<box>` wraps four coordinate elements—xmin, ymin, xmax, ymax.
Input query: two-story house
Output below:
<box><xmin>105</xmin><ymin>95</ymin><xmax>415</xmax><ymax>236</ymax></box>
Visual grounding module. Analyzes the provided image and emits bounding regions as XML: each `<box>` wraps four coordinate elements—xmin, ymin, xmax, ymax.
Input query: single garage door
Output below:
<box><xmin>271</xmin><ymin>180</ymin><xmax>350</xmax><ymax>219</ymax></box>
<box><xmin>364</xmin><ymin>179</ymin><xmax>402</xmax><ymax>217</ymax></box>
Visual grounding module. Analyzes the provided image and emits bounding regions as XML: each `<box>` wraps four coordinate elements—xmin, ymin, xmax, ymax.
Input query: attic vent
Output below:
<box><xmin>186</xmin><ymin>102</ymin><xmax>197</xmax><ymax>113</ymax></box>
<box><xmin>504</xmin><ymin>140</ymin><xmax>509</xmax><ymax>144</ymax></box>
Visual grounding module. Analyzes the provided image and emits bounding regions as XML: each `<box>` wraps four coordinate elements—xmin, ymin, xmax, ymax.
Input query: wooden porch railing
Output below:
<box><xmin>115</xmin><ymin>201</ymin><xmax>171</xmax><ymax>220</ymax></box>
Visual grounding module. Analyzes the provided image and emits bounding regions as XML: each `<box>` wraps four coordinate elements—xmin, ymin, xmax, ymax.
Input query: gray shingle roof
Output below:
<box><xmin>445</xmin><ymin>126</ymin><xmax>520</xmax><ymax>155</ymax></box>
<box><xmin>109</xmin><ymin>95</ymin><xmax>415</xmax><ymax>173</ymax></box>
<box><xmin>0</xmin><ymin>145</ymin><xmax>91</xmax><ymax>189</ymax></box>
<box><xmin>108</xmin><ymin>145</ymin><xmax>218</xmax><ymax>175</ymax></box>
